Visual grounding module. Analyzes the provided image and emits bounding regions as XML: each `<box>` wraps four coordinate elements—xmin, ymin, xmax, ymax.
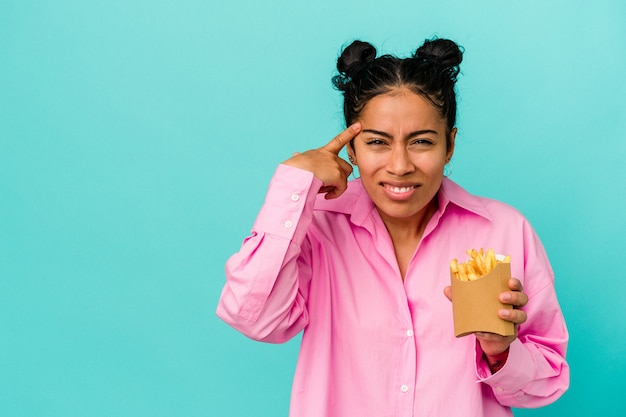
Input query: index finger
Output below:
<box><xmin>321</xmin><ymin>122</ymin><xmax>362</xmax><ymax>154</ymax></box>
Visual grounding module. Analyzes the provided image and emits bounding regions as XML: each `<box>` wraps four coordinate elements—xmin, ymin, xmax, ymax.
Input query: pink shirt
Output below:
<box><xmin>217</xmin><ymin>164</ymin><xmax>569</xmax><ymax>417</ymax></box>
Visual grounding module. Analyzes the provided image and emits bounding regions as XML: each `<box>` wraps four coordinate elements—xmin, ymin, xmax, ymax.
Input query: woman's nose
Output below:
<box><xmin>386</xmin><ymin>147</ymin><xmax>415</xmax><ymax>176</ymax></box>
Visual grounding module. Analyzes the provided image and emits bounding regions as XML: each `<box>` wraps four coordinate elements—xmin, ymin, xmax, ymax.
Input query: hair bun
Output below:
<box><xmin>336</xmin><ymin>40</ymin><xmax>377</xmax><ymax>77</ymax></box>
<box><xmin>414</xmin><ymin>38</ymin><xmax>463</xmax><ymax>81</ymax></box>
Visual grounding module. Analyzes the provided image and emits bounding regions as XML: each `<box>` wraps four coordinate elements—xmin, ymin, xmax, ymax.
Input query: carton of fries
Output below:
<box><xmin>450</xmin><ymin>249</ymin><xmax>515</xmax><ymax>337</ymax></box>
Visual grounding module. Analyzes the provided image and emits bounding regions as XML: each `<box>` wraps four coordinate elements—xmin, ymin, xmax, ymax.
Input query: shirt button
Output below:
<box><xmin>291</xmin><ymin>194</ymin><xmax>300</xmax><ymax>202</ymax></box>
<box><xmin>400</xmin><ymin>384</ymin><xmax>409</xmax><ymax>393</ymax></box>
<box><xmin>406</xmin><ymin>330</ymin><xmax>414</xmax><ymax>337</ymax></box>
<box><xmin>284</xmin><ymin>220</ymin><xmax>293</xmax><ymax>228</ymax></box>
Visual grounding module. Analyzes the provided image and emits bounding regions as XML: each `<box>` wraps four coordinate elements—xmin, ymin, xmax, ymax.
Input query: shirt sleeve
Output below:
<box><xmin>475</xmin><ymin>220</ymin><xmax>570</xmax><ymax>408</ymax></box>
<box><xmin>216</xmin><ymin>164</ymin><xmax>322</xmax><ymax>343</ymax></box>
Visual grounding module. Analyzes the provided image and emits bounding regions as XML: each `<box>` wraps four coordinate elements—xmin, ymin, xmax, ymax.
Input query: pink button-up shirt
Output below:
<box><xmin>217</xmin><ymin>164</ymin><xmax>569</xmax><ymax>417</ymax></box>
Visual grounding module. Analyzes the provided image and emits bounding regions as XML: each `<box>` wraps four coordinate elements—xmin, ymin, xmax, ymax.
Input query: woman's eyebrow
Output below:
<box><xmin>362</xmin><ymin>128</ymin><xmax>439</xmax><ymax>138</ymax></box>
<box><xmin>362</xmin><ymin>129</ymin><xmax>393</xmax><ymax>138</ymax></box>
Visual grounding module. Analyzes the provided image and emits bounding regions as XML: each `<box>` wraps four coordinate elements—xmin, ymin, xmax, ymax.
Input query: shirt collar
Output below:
<box><xmin>437</xmin><ymin>178</ymin><xmax>492</xmax><ymax>221</ymax></box>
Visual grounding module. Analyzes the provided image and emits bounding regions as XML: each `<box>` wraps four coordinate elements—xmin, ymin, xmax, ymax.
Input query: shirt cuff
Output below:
<box><xmin>252</xmin><ymin>164</ymin><xmax>322</xmax><ymax>244</ymax></box>
<box><xmin>475</xmin><ymin>338</ymin><xmax>534</xmax><ymax>405</ymax></box>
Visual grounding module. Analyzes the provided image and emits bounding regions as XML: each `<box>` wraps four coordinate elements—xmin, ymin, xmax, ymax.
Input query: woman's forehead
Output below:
<box><xmin>359</xmin><ymin>90</ymin><xmax>446</xmax><ymax>129</ymax></box>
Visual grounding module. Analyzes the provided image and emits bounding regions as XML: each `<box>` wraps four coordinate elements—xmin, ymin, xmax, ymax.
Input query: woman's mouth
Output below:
<box><xmin>382</xmin><ymin>183</ymin><xmax>419</xmax><ymax>199</ymax></box>
<box><xmin>388</xmin><ymin>185</ymin><xmax>414</xmax><ymax>193</ymax></box>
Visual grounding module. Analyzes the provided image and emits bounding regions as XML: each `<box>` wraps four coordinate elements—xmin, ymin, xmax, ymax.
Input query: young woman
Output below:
<box><xmin>217</xmin><ymin>38</ymin><xmax>569</xmax><ymax>416</ymax></box>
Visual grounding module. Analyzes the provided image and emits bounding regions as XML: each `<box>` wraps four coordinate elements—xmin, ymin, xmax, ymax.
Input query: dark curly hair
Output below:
<box><xmin>332</xmin><ymin>38</ymin><xmax>463</xmax><ymax>149</ymax></box>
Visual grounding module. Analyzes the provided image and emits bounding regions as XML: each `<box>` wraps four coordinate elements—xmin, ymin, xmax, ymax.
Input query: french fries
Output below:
<box><xmin>450</xmin><ymin>248</ymin><xmax>510</xmax><ymax>281</ymax></box>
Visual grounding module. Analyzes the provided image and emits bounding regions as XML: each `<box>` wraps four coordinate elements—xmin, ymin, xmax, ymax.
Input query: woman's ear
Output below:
<box><xmin>446</xmin><ymin>128</ymin><xmax>457</xmax><ymax>162</ymax></box>
<box><xmin>347</xmin><ymin>142</ymin><xmax>357</xmax><ymax>165</ymax></box>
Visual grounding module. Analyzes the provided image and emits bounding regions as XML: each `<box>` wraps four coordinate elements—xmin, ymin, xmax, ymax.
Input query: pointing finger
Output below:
<box><xmin>321</xmin><ymin>122</ymin><xmax>361</xmax><ymax>154</ymax></box>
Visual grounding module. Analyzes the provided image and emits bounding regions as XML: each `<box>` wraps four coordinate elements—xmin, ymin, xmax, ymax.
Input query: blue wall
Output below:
<box><xmin>1</xmin><ymin>1</ymin><xmax>624</xmax><ymax>416</ymax></box>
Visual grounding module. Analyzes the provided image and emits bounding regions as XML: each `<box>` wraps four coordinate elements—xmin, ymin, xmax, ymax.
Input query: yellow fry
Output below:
<box><xmin>470</xmin><ymin>249</ymin><xmax>486</xmax><ymax>275</ymax></box>
<box><xmin>450</xmin><ymin>259</ymin><xmax>460</xmax><ymax>280</ymax></box>
<box><xmin>464</xmin><ymin>262</ymin><xmax>472</xmax><ymax>279</ymax></box>
<box><xmin>486</xmin><ymin>248</ymin><xmax>496</xmax><ymax>273</ymax></box>
<box><xmin>458</xmin><ymin>263</ymin><xmax>469</xmax><ymax>281</ymax></box>
<box><xmin>450</xmin><ymin>259</ymin><xmax>459</xmax><ymax>273</ymax></box>
<box><xmin>467</xmin><ymin>263</ymin><xmax>481</xmax><ymax>281</ymax></box>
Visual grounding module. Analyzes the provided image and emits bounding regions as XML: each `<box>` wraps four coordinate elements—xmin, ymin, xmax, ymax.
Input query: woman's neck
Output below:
<box><xmin>377</xmin><ymin>198</ymin><xmax>439</xmax><ymax>279</ymax></box>
<box><xmin>379</xmin><ymin>198</ymin><xmax>438</xmax><ymax>241</ymax></box>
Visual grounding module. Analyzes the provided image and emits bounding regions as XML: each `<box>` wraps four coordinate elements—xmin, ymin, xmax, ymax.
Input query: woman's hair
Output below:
<box><xmin>332</xmin><ymin>38</ymin><xmax>463</xmax><ymax>148</ymax></box>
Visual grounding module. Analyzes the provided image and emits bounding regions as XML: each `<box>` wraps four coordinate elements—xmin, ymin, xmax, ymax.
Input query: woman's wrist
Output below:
<box><xmin>484</xmin><ymin>349</ymin><xmax>509</xmax><ymax>373</ymax></box>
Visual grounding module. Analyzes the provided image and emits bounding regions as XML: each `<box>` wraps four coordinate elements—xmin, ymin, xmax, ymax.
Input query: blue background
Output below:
<box><xmin>1</xmin><ymin>1</ymin><xmax>625</xmax><ymax>416</ymax></box>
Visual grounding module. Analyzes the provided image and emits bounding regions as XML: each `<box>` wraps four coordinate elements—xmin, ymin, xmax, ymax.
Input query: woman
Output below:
<box><xmin>216</xmin><ymin>38</ymin><xmax>569</xmax><ymax>416</ymax></box>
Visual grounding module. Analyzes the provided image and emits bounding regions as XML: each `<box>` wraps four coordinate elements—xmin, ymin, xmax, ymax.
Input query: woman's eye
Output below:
<box><xmin>366</xmin><ymin>139</ymin><xmax>386</xmax><ymax>146</ymax></box>
<box><xmin>412</xmin><ymin>139</ymin><xmax>433</xmax><ymax>146</ymax></box>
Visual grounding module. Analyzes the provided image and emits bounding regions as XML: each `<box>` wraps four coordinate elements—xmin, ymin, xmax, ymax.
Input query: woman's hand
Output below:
<box><xmin>475</xmin><ymin>278</ymin><xmax>528</xmax><ymax>356</ymax></box>
<box><xmin>443</xmin><ymin>277</ymin><xmax>529</xmax><ymax>356</ymax></box>
<box><xmin>282</xmin><ymin>123</ymin><xmax>361</xmax><ymax>199</ymax></box>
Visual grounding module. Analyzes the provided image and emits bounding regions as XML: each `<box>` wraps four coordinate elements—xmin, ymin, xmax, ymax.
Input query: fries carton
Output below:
<box><xmin>451</xmin><ymin>262</ymin><xmax>515</xmax><ymax>337</ymax></box>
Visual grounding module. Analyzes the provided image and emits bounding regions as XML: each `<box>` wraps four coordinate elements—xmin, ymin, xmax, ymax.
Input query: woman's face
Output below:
<box><xmin>348</xmin><ymin>89</ymin><xmax>455</xmax><ymax>226</ymax></box>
